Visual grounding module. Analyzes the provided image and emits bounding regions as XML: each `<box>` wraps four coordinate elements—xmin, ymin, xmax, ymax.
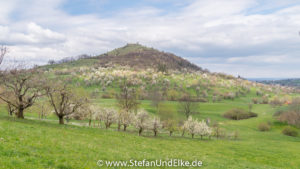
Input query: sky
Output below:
<box><xmin>0</xmin><ymin>0</ymin><xmax>300</xmax><ymax>78</ymax></box>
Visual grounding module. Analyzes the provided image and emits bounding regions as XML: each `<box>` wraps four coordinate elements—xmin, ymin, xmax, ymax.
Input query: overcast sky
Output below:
<box><xmin>1</xmin><ymin>0</ymin><xmax>300</xmax><ymax>78</ymax></box>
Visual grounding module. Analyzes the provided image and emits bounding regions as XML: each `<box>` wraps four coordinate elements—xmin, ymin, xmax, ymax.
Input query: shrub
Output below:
<box><xmin>228</xmin><ymin>131</ymin><xmax>239</xmax><ymax>140</ymax></box>
<box><xmin>258</xmin><ymin>123</ymin><xmax>271</xmax><ymax>131</ymax></box>
<box><xmin>202</xmin><ymin>91</ymin><xmax>208</xmax><ymax>98</ymax></box>
<box><xmin>256</xmin><ymin>90</ymin><xmax>263</xmax><ymax>96</ymax></box>
<box><xmin>278</xmin><ymin>111</ymin><xmax>300</xmax><ymax>127</ymax></box>
<box><xmin>213</xmin><ymin>127</ymin><xmax>226</xmax><ymax>139</ymax></box>
<box><xmin>223</xmin><ymin>108</ymin><xmax>258</xmax><ymax>120</ymax></box>
<box><xmin>102</xmin><ymin>92</ymin><xmax>113</xmax><ymax>99</ymax></box>
<box><xmin>223</xmin><ymin>92</ymin><xmax>235</xmax><ymax>100</ymax></box>
<box><xmin>276</xmin><ymin>98</ymin><xmax>300</xmax><ymax>127</ymax></box>
<box><xmin>195</xmin><ymin>98</ymin><xmax>208</xmax><ymax>102</ymax></box>
<box><xmin>270</xmin><ymin>98</ymin><xmax>283</xmax><ymax>107</ymax></box>
<box><xmin>252</xmin><ymin>98</ymin><xmax>259</xmax><ymax>104</ymax></box>
<box><xmin>273</xmin><ymin>110</ymin><xmax>284</xmax><ymax>117</ymax></box>
<box><xmin>261</xmin><ymin>96</ymin><xmax>269</xmax><ymax>104</ymax></box>
<box><xmin>282</xmin><ymin>126</ymin><xmax>298</xmax><ymax>137</ymax></box>
<box><xmin>167</xmin><ymin>89</ymin><xmax>179</xmax><ymax>101</ymax></box>
<box><xmin>212</xmin><ymin>96</ymin><xmax>217</xmax><ymax>103</ymax></box>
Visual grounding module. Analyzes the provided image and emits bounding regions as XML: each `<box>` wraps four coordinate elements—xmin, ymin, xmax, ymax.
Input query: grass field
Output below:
<box><xmin>1</xmin><ymin>97</ymin><xmax>300</xmax><ymax>169</ymax></box>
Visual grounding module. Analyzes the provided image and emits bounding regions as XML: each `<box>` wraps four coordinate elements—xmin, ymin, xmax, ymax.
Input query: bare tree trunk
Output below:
<box><xmin>59</xmin><ymin>116</ymin><xmax>64</xmax><ymax>124</ymax></box>
<box><xmin>89</xmin><ymin>119</ymin><xmax>92</xmax><ymax>127</ymax></box>
<box><xmin>118</xmin><ymin>123</ymin><xmax>121</xmax><ymax>131</ymax></box>
<box><xmin>123</xmin><ymin>125</ymin><xmax>127</xmax><ymax>131</ymax></box>
<box><xmin>154</xmin><ymin>131</ymin><xmax>157</xmax><ymax>137</ymax></box>
<box><xmin>169</xmin><ymin>131</ymin><xmax>173</xmax><ymax>136</ymax></box>
<box><xmin>138</xmin><ymin>128</ymin><xmax>143</xmax><ymax>136</ymax></box>
<box><xmin>17</xmin><ymin>107</ymin><xmax>24</xmax><ymax>119</ymax></box>
<box><xmin>8</xmin><ymin>104</ymin><xmax>13</xmax><ymax>116</ymax></box>
<box><xmin>192</xmin><ymin>134</ymin><xmax>194</xmax><ymax>138</ymax></box>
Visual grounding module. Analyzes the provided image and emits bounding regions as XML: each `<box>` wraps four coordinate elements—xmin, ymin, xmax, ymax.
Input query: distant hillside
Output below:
<box><xmin>260</xmin><ymin>78</ymin><xmax>300</xmax><ymax>88</ymax></box>
<box><xmin>96</xmin><ymin>43</ymin><xmax>203</xmax><ymax>72</ymax></box>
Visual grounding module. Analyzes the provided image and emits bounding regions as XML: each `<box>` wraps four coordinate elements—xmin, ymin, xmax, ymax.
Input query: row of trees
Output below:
<box><xmin>79</xmin><ymin>107</ymin><xmax>213</xmax><ymax>138</ymax></box>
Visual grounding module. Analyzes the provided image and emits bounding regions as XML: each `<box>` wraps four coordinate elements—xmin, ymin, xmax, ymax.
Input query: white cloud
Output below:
<box><xmin>0</xmin><ymin>0</ymin><xmax>300</xmax><ymax>77</ymax></box>
<box><xmin>0</xmin><ymin>22</ymin><xmax>66</xmax><ymax>45</ymax></box>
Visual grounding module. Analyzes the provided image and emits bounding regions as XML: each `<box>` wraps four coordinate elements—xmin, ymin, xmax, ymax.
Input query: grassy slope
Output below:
<box><xmin>1</xmin><ymin>99</ymin><xmax>300</xmax><ymax>169</ymax></box>
<box><xmin>1</xmin><ymin>46</ymin><xmax>299</xmax><ymax>168</ymax></box>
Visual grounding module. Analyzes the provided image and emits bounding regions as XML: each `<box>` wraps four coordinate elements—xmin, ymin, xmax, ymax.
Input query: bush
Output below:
<box><xmin>278</xmin><ymin>111</ymin><xmax>300</xmax><ymax>127</ymax></box>
<box><xmin>223</xmin><ymin>92</ymin><xmax>235</xmax><ymax>100</ymax></box>
<box><xmin>261</xmin><ymin>96</ymin><xmax>269</xmax><ymax>104</ymax></box>
<box><xmin>273</xmin><ymin>110</ymin><xmax>284</xmax><ymax>117</ymax></box>
<box><xmin>252</xmin><ymin>98</ymin><xmax>259</xmax><ymax>104</ymax></box>
<box><xmin>270</xmin><ymin>98</ymin><xmax>283</xmax><ymax>107</ymax></box>
<box><xmin>102</xmin><ymin>93</ymin><xmax>113</xmax><ymax>99</ymax></box>
<box><xmin>223</xmin><ymin>108</ymin><xmax>258</xmax><ymax>120</ymax></box>
<box><xmin>258</xmin><ymin>123</ymin><xmax>271</xmax><ymax>131</ymax></box>
<box><xmin>228</xmin><ymin>131</ymin><xmax>239</xmax><ymax>140</ymax></box>
<box><xmin>282</xmin><ymin>126</ymin><xmax>298</xmax><ymax>137</ymax></box>
<box><xmin>195</xmin><ymin>97</ymin><xmax>208</xmax><ymax>102</ymax></box>
<box><xmin>276</xmin><ymin>98</ymin><xmax>300</xmax><ymax>127</ymax></box>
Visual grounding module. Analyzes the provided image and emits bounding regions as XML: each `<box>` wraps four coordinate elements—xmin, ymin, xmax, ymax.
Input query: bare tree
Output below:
<box><xmin>116</xmin><ymin>77</ymin><xmax>140</xmax><ymax>131</ymax></box>
<box><xmin>6</xmin><ymin>103</ymin><xmax>17</xmax><ymax>116</ymax></box>
<box><xmin>0</xmin><ymin>69</ymin><xmax>44</xmax><ymax>118</ymax></box>
<box><xmin>178</xmin><ymin>94</ymin><xmax>199</xmax><ymax>119</ymax></box>
<box><xmin>48</xmin><ymin>60</ymin><xmax>55</xmax><ymax>65</ymax></box>
<box><xmin>45</xmin><ymin>83</ymin><xmax>86</xmax><ymax>124</ymax></box>
<box><xmin>116</xmin><ymin>77</ymin><xmax>140</xmax><ymax>113</ymax></box>
<box><xmin>150</xmin><ymin>88</ymin><xmax>164</xmax><ymax>113</ymax></box>
<box><xmin>0</xmin><ymin>45</ymin><xmax>7</xmax><ymax>66</ymax></box>
<box><xmin>86</xmin><ymin>105</ymin><xmax>96</xmax><ymax>127</ymax></box>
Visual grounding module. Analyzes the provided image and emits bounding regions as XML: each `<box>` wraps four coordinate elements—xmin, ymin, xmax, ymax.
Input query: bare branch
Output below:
<box><xmin>0</xmin><ymin>68</ymin><xmax>45</xmax><ymax>118</ymax></box>
<box><xmin>0</xmin><ymin>45</ymin><xmax>8</xmax><ymax>66</ymax></box>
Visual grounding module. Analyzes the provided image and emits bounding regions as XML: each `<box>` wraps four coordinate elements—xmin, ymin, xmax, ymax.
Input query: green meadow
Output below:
<box><xmin>1</xmin><ymin>97</ymin><xmax>300</xmax><ymax>169</ymax></box>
